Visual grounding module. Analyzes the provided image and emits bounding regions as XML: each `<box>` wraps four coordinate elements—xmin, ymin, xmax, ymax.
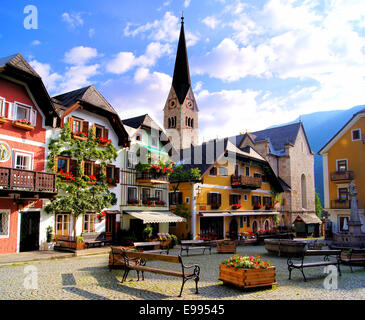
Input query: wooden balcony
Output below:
<box><xmin>330</xmin><ymin>171</ymin><xmax>354</xmax><ymax>182</ymax></box>
<box><xmin>136</xmin><ymin>170</ymin><xmax>169</xmax><ymax>185</ymax></box>
<box><xmin>231</xmin><ymin>175</ymin><xmax>262</xmax><ymax>190</ymax></box>
<box><xmin>330</xmin><ymin>199</ymin><xmax>351</xmax><ymax>209</ymax></box>
<box><xmin>0</xmin><ymin>167</ymin><xmax>57</xmax><ymax>198</ymax></box>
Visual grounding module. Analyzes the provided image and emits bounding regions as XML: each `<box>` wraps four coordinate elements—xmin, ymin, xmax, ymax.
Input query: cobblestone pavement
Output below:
<box><xmin>0</xmin><ymin>245</ymin><xmax>364</xmax><ymax>300</ymax></box>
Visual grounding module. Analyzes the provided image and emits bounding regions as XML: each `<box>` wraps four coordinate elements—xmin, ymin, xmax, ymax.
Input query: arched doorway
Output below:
<box><xmin>229</xmin><ymin>218</ymin><xmax>238</xmax><ymax>240</ymax></box>
<box><xmin>264</xmin><ymin>219</ymin><xmax>270</xmax><ymax>231</ymax></box>
<box><xmin>252</xmin><ymin>220</ymin><xmax>258</xmax><ymax>233</ymax></box>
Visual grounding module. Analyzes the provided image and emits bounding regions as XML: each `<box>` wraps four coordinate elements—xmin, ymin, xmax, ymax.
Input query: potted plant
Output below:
<box><xmin>158</xmin><ymin>232</ymin><xmax>172</xmax><ymax>248</ymax></box>
<box><xmin>143</xmin><ymin>226</ymin><xmax>154</xmax><ymax>241</ymax></box>
<box><xmin>75</xmin><ymin>236</ymin><xmax>85</xmax><ymax>250</ymax></box>
<box><xmin>217</xmin><ymin>240</ymin><xmax>236</xmax><ymax>253</ymax></box>
<box><xmin>97</xmin><ymin>211</ymin><xmax>106</xmax><ymax>222</ymax></box>
<box><xmin>219</xmin><ymin>255</ymin><xmax>276</xmax><ymax>289</ymax></box>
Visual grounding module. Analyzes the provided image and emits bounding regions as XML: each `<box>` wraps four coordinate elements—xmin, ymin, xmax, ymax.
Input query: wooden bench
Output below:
<box><xmin>81</xmin><ymin>232</ymin><xmax>108</xmax><ymax>248</ymax></box>
<box><xmin>180</xmin><ymin>240</ymin><xmax>212</xmax><ymax>256</ymax></box>
<box><xmin>133</xmin><ymin>241</ymin><xmax>169</xmax><ymax>254</ymax></box>
<box><xmin>111</xmin><ymin>248</ymin><xmax>200</xmax><ymax>297</ymax></box>
<box><xmin>287</xmin><ymin>249</ymin><xmax>342</xmax><ymax>281</ymax></box>
<box><xmin>340</xmin><ymin>249</ymin><xmax>365</xmax><ymax>272</ymax></box>
<box><xmin>54</xmin><ymin>236</ymin><xmax>79</xmax><ymax>251</ymax></box>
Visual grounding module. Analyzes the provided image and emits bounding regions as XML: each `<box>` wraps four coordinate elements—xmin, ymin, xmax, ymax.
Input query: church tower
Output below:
<box><xmin>163</xmin><ymin>15</ymin><xmax>199</xmax><ymax>150</ymax></box>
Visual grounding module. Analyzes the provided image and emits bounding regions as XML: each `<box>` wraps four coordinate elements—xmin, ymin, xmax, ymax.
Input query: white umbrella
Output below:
<box><xmin>343</xmin><ymin>217</ymin><xmax>348</xmax><ymax>231</ymax></box>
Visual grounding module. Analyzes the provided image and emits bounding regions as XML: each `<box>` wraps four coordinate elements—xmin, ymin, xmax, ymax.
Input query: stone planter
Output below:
<box><xmin>219</xmin><ymin>264</ymin><xmax>276</xmax><ymax>289</ymax></box>
<box><xmin>341</xmin><ymin>251</ymin><xmax>365</xmax><ymax>265</ymax></box>
<box><xmin>217</xmin><ymin>241</ymin><xmax>236</xmax><ymax>253</ymax></box>
<box><xmin>41</xmin><ymin>242</ymin><xmax>55</xmax><ymax>251</ymax></box>
<box><xmin>264</xmin><ymin>239</ymin><xmax>307</xmax><ymax>256</ymax></box>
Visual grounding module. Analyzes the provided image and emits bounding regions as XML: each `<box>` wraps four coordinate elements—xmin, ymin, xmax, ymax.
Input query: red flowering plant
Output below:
<box><xmin>97</xmin><ymin>211</ymin><xmax>106</xmax><ymax>221</ymax></box>
<box><xmin>57</xmin><ymin>170</ymin><xmax>76</xmax><ymax>181</ymax></box>
<box><xmin>16</xmin><ymin>119</ymin><xmax>32</xmax><ymax>126</ymax></box>
<box><xmin>73</xmin><ymin>131</ymin><xmax>87</xmax><ymax>138</ymax></box>
<box><xmin>155</xmin><ymin>200</ymin><xmax>166</xmax><ymax>206</ymax></box>
<box><xmin>83</xmin><ymin>174</ymin><xmax>97</xmax><ymax>182</ymax></box>
<box><xmin>127</xmin><ymin>199</ymin><xmax>139</xmax><ymax>205</ymax></box>
<box><xmin>94</xmin><ymin>136</ymin><xmax>111</xmax><ymax>145</ymax></box>
<box><xmin>221</xmin><ymin>255</ymin><xmax>272</xmax><ymax>270</ymax></box>
<box><xmin>231</xmin><ymin>204</ymin><xmax>241</xmax><ymax>210</ymax></box>
<box><xmin>107</xmin><ymin>178</ymin><xmax>117</xmax><ymax>185</ymax></box>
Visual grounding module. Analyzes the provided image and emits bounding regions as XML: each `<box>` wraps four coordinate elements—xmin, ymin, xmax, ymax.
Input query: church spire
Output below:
<box><xmin>172</xmin><ymin>14</ymin><xmax>191</xmax><ymax>105</ymax></box>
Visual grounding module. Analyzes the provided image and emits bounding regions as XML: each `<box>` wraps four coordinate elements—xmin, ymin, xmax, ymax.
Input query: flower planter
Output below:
<box><xmin>12</xmin><ymin>121</ymin><xmax>34</xmax><ymax>131</ymax></box>
<box><xmin>341</xmin><ymin>252</ymin><xmax>365</xmax><ymax>265</ymax></box>
<box><xmin>264</xmin><ymin>239</ymin><xmax>306</xmax><ymax>256</ymax></box>
<box><xmin>219</xmin><ymin>264</ymin><xmax>276</xmax><ymax>289</ymax></box>
<box><xmin>160</xmin><ymin>239</ymin><xmax>172</xmax><ymax>249</ymax></box>
<box><xmin>0</xmin><ymin>118</ymin><xmax>8</xmax><ymax>124</ymax></box>
<box><xmin>72</xmin><ymin>134</ymin><xmax>87</xmax><ymax>141</ymax></box>
<box><xmin>217</xmin><ymin>241</ymin><xmax>236</xmax><ymax>253</ymax></box>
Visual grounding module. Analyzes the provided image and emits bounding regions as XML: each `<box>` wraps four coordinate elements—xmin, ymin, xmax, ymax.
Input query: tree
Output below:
<box><xmin>315</xmin><ymin>192</ymin><xmax>323</xmax><ymax>218</ymax></box>
<box><xmin>45</xmin><ymin>123</ymin><xmax>118</xmax><ymax>239</ymax></box>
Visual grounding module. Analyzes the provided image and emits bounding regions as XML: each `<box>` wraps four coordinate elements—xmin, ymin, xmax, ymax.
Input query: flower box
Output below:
<box><xmin>219</xmin><ymin>264</ymin><xmax>276</xmax><ymax>289</ymax></box>
<box><xmin>13</xmin><ymin>120</ymin><xmax>34</xmax><ymax>131</ymax></box>
<box><xmin>217</xmin><ymin>241</ymin><xmax>236</xmax><ymax>253</ymax></box>
<box><xmin>72</xmin><ymin>134</ymin><xmax>87</xmax><ymax>141</ymax></box>
<box><xmin>341</xmin><ymin>251</ymin><xmax>365</xmax><ymax>265</ymax></box>
<box><xmin>0</xmin><ymin>118</ymin><xmax>8</xmax><ymax>124</ymax></box>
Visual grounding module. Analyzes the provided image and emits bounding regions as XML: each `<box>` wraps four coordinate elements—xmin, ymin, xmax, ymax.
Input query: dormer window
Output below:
<box><xmin>14</xmin><ymin>102</ymin><xmax>36</xmax><ymax>126</ymax></box>
<box><xmin>136</xmin><ymin>133</ymin><xmax>142</xmax><ymax>141</ymax></box>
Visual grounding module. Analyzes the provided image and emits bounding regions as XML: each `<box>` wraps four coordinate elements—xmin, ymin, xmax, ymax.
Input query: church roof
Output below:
<box><xmin>172</xmin><ymin>17</ymin><xmax>191</xmax><ymax>105</ymax></box>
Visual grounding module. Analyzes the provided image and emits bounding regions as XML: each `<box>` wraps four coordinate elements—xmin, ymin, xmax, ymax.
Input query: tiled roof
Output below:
<box><xmin>0</xmin><ymin>53</ymin><xmax>40</xmax><ymax>78</ymax></box>
<box><xmin>122</xmin><ymin>114</ymin><xmax>148</xmax><ymax>129</ymax></box>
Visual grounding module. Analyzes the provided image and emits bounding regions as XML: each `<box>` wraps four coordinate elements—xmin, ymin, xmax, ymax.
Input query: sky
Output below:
<box><xmin>2</xmin><ymin>0</ymin><xmax>365</xmax><ymax>143</ymax></box>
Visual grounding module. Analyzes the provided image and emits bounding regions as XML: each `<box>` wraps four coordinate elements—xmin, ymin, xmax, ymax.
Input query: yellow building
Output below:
<box><xmin>169</xmin><ymin>139</ymin><xmax>285</xmax><ymax>240</ymax></box>
<box><xmin>319</xmin><ymin>108</ymin><xmax>365</xmax><ymax>233</ymax></box>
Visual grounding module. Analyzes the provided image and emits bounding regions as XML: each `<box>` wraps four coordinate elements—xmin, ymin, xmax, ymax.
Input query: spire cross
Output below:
<box><xmin>181</xmin><ymin>11</ymin><xmax>184</xmax><ymax>23</ymax></box>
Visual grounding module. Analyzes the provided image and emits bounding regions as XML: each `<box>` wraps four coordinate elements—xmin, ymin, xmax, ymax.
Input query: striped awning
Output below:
<box><xmin>124</xmin><ymin>210</ymin><xmax>186</xmax><ymax>224</ymax></box>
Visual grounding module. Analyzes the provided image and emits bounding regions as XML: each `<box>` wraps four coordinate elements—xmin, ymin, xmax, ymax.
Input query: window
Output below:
<box><xmin>252</xmin><ymin>195</ymin><xmax>261</xmax><ymax>207</ymax></box>
<box><xmin>106</xmin><ymin>165</ymin><xmax>114</xmax><ymax>180</ymax></box>
<box><xmin>169</xmin><ymin>192</ymin><xmax>183</xmax><ymax>205</ymax></box>
<box><xmin>136</xmin><ymin>133</ymin><xmax>142</xmax><ymax>141</ymax></box>
<box><xmin>126</xmin><ymin>151</ymin><xmax>137</xmax><ymax>169</ymax></box>
<box><xmin>58</xmin><ymin>158</ymin><xmax>68</xmax><ymax>172</ymax></box>
<box><xmin>128</xmin><ymin>187</ymin><xmax>138</xmax><ymax>203</ymax></box>
<box><xmin>254</xmin><ymin>173</ymin><xmax>261</xmax><ymax>178</ymax></box>
<box><xmin>245</xmin><ymin>167</ymin><xmax>250</xmax><ymax>176</ymax></box>
<box><xmin>84</xmin><ymin>161</ymin><xmax>93</xmax><ymax>176</ymax></box>
<box><xmin>337</xmin><ymin>160</ymin><xmax>348</xmax><ymax>172</ymax></box>
<box><xmin>230</xmin><ymin>194</ymin><xmax>241</xmax><ymax>205</ymax></box>
<box><xmin>185</xmin><ymin>197</ymin><xmax>190</xmax><ymax>204</ymax></box>
<box><xmin>339</xmin><ymin>216</ymin><xmax>349</xmax><ymax>231</ymax></box>
<box><xmin>83</xmin><ymin>214</ymin><xmax>95</xmax><ymax>233</ymax></box>
<box><xmin>72</xmin><ymin>119</ymin><xmax>82</xmax><ymax>133</ymax></box>
<box><xmin>218</xmin><ymin>166</ymin><xmax>228</xmax><ymax>177</ymax></box>
<box><xmin>339</xmin><ymin>188</ymin><xmax>348</xmax><ymax>201</ymax></box>
<box><xmin>262</xmin><ymin>174</ymin><xmax>268</xmax><ymax>183</ymax></box>
<box><xmin>263</xmin><ymin>196</ymin><xmax>272</xmax><ymax>209</ymax></box>
<box><xmin>68</xmin><ymin>117</ymin><xmax>89</xmax><ymax>137</ymax></box>
<box><xmin>57</xmin><ymin>157</ymin><xmax>78</xmax><ymax>177</ymax></box>
<box><xmin>0</xmin><ymin>210</ymin><xmax>10</xmax><ymax>238</ymax></box>
<box><xmin>141</xmin><ymin>188</ymin><xmax>150</xmax><ymax>201</ymax></box>
<box><xmin>155</xmin><ymin>189</ymin><xmax>163</xmax><ymax>201</ymax></box>
<box><xmin>301</xmin><ymin>174</ymin><xmax>307</xmax><ymax>209</ymax></box>
<box><xmin>151</xmin><ymin>136</ymin><xmax>158</xmax><ymax>147</ymax></box>
<box><xmin>207</xmin><ymin>192</ymin><xmax>221</xmax><ymax>208</ymax></box>
<box><xmin>14</xmin><ymin>153</ymin><xmax>32</xmax><ymax>170</ymax></box>
<box><xmin>209</xmin><ymin>166</ymin><xmax>217</xmax><ymax>176</ymax></box>
<box><xmin>352</xmin><ymin>129</ymin><xmax>361</xmax><ymax>141</ymax></box>
<box><xmin>95</xmin><ymin>125</ymin><xmax>103</xmax><ymax>138</ymax></box>
<box><xmin>55</xmin><ymin>214</ymin><xmax>70</xmax><ymax>236</ymax></box>
<box><xmin>15</xmin><ymin>102</ymin><xmax>36</xmax><ymax>125</ymax></box>
<box><xmin>0</xmin><ymin>97</ymin><xmax>6</xmax><ymax>117</ymax></box>
<box><xmin>244</xmin><ymin>194</ymin><xmax>248</xmax><ymax>201</ymax></box>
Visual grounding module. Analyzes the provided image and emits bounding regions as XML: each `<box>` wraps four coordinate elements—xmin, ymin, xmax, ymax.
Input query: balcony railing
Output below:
<box><xmin>136</xmin><ymin>170</ymin><xmax>169</xmax><ymax>184</ymax></box>
<box><xmin>330</xmin><ymin>171</ymin><xmax>354</xmax><ymax>182</ymax></box>
<box><xmin>0</xmin><ymin>167</ymin><xmax>57</xmax><ymax>196</ymax></box>
<box><xmin>231</xmin><ymin>175</ymin><xmax>262</xmax><ymax>189</ymax></box>
<box><xmin>331</xmin><ymin>199</ymin><xmax>351</xmax><ymax>209</ymax></box>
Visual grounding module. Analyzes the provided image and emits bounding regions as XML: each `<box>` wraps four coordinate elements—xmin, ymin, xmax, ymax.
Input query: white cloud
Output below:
<box><xmin>124</xmin><ymin>11</ymin><xmax>199</xmax><ymax>46</ymax></box>
<box><xmin>202</xmin><ymin>16</ymin><xmax>221</xmax><ymax>29</ymax></box>
<box><xmin>88</xmin><ymin>28</ymin><xmax>95</xmax><ymax>38</ymax></box>
<box><xmin>59</xmin><ymin>64</ymin><xmax>100</xmax><ymax>92</ymax></box>
<box><xmin>64</xmin><ymin>46</ymin><xmax>98</xmax><ymax>65</ymax></box>
<box><xmin>29</xmin><ymin>60</ymin><xmax>62</xmax><ymax>92</ymax></box>
<box><xmin>184</xmin><ymin>0</ymin><xmax>191</xmax><ymax>8</ymax></box>
<box><xmin>31</xmin><ymin>40</ymin><xmax>41</xmax><ymax>46</ymax></box>
<box><xmin>106</xmin><ymin>42</ymin><xmax>171</xmax><ymax>74</ymax></box>
<box><xmin>61</xmin><ymin>12</ymin><xmax>84</xmax><ymax>29</ymax></box>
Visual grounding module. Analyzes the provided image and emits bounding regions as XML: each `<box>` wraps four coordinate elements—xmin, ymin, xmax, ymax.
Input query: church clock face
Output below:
<box><xmin>169</xmin><ymin>99</ymin><xmax>177</xmax><ymax>109</ymax></box>
<box><xmin>186</xmin><ymin>98</ymin><xmax>194</xmax><ymax>109</ymax></box>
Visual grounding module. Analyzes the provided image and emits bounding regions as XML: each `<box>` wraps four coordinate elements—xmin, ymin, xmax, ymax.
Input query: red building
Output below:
<box><xmin>0</xmin><ymin>54</ymin><xmax>59</xmax><ymax>253</ymax></box>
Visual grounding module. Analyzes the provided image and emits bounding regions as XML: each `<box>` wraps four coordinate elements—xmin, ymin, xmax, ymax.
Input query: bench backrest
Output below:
<box><xmin>133</xmin><ymin>241</ymin><xmax>160</xmax><ymax>246</ymax></box>
<box><xmin>123</xmin><ymin>251</ymin><xmax>181</xmax><ymax>264</ymax></box>
<box><xmin>55</xmin><ymin>235</ymin><xmax>75</xmax><ymax>242</ymax></box>
<box><xmin>81</xmin><ymin>232</ymin><xmax>105</xmax><ymax>240</ymax></box>
<box><xmin>181</xmin><ymin>240</ymin><xmax>204</xmax><ymax>245</ymax></box>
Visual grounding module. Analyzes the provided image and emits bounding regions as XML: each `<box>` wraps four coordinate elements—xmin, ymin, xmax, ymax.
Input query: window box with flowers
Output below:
<box><xmin>58</xmin><ymin>170</ymin><xmax>76</xmax><ymax>182</ymax></box>
<box><xmin>13</xmin><ymin>119</ymin><xmax>34</xmax><ymax>131</ymax></box>
<box><xmin>83</xmin><ymin>174</ymin><xmax>97</xmax><ymax>185</ymax></box>
<box><xmin>95</xmin><ymin>136</ymin><xmax>111</xmax><ymax>147</ymax></box>
<box><xmin>158</xmin><ymin>233</ymin><xmax>172</xmax><ymax>249</ymax></box>
<box><xmin>231</xmin><ymin>204</ymin><xmax>241</xmax><ymax>210</ymax></box>
<box><xmin>107</xmin><ymin>178</ymin><xmax>118</xmax><ymax>186</ymax></box>
<box><xmin>72</xmin><ymin>131</ymin><xmax>88</xmax><ymax>141</ymax></box>
<box><xmin>127</xmin><ymin>199</ymin><xmax>140</xmax><ymax>206</ymax></box>
<box><xmin>155</xmin><ymin>200</ymin><xmax>166</xmax><ymax>207</ymax></box>
<box><xmin>219</xmin><ymin>255</ymin><xmax>276</xmax><ymax>289</ymax></box>
<box><xmin>253</xmin><ymin>203</ymin><xmax>262</xmax><ymax>210</ymax></box>
<box><xmin>0</xmin><ymin>116</ymin><xmax>8</xmax><ymax>124</ymax></box>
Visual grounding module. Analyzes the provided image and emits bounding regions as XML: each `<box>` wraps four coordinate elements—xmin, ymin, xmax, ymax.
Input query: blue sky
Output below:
<box><xmin>2</xmin><ymin>0</ymin><xmax>365</xmax><ymax>142</ymax></box>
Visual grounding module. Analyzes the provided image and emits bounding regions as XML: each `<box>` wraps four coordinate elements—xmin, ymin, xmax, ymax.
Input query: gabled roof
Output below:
<box><xmin>122</xmin><ymin>114</ymin><xmax>149</xmax><ymax>129</ymax></box>
<box><xmin>53</xmin><ymin>85</ymin><xmax>129</xmax><ymax>147</ymax></box>
<box><xmin>235</xmin><ymin>122</ymin><xmax>312</xmax><ymax>155</ymax></box>
<box><xmin>319</xmin><ymin>108</ymin><xmax>365</xmax><ymax>154</ymax></box>
<box><xmin>293</xmin><ymin>213</ymin><xmax>322</xmax><ymax>225</ymax></box>
<box><xmin>172</xmin><ymin>17</ymin><xmax>191</xmax><ymax>105</ymax></box>
<box><xmin>0</xmin><ymin>53</ymin><xmax>59</xmax><ymax>127</ymax></box>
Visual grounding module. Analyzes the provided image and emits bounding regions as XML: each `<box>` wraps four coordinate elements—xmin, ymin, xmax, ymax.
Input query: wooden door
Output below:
<box><xmin>20</xmin><ymin>211</ymin><xmax>40</xmax><ymax>252</ymax></box>
<box><xmin>105</xmin><ymin>213</ymin><xmax>116</xmax><ymax>242</ymax></box>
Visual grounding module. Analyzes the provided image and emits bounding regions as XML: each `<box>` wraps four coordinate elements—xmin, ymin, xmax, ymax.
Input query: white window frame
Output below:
<box><xmin>151</xmin><ymin>136</ymin><xmax>158</xmax><ymax>148</ymax></box>
<box><xmin>127</xmin><ymin>186</ymin><xmax>138</xmax><ymax>201</ymax></box>
<box><xmin>126</xmin><ymin>151</ymin><xmax>137</xmax><ymax>169</ymax></box>
<box><xmin>155</xmin><ymin>189</ymin><xmax>163</xmax><ymax>201</ymax></box>
<box><xmin>141</xmin><ymin>188</ymin><xmax>151</xmax><ymax>201</ymax></box>
<box><xmin>185</xmin><ymin>197</ymin><xmax>190</xmax><ymax>204</ymax></box>
<box><xmin>218</xmin><ymin>166</ymin><xmax>228</xmax><ymax>177</ymax></box>
<box><xmin>0</xmin><ymin>97</ymin><xmax>6</xmax><ymax>118</ymax></box>
<box><xmin>336</xmin><ymin>159</ymin><xmax>348</xmax><ymax>172</ymax></box>
<box><xmin>0</xmin><ymin>209</ymin><xmax>10</xmax><ymax>238</ymax></box>
<box><xmin>14</xmin><ymin>101</ymin><xmax>36</xmax><ymax>126</ymax></box>
<box><xmin>208</xmin><ymin>166</ymin><xmax>217</xmax><ymax>176</ymax></box>
<box><xmin>351</xmin><ymin>128</ymin><xmax>361</xmax><ymax>141</ymax></box>
<box><xmin>13</xmin><ymin>150</ymin><xmax>33</xmax><ymax>171</ymax></box>
<box><xmin>244</xmin><ymin>194</ymin><xmax>248</xmax><ymax>201</ymax></box>
<box><xmin>136</xmin><ymin>133</ymin><xmax>142</xmax><ymax>142</ymax></box>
